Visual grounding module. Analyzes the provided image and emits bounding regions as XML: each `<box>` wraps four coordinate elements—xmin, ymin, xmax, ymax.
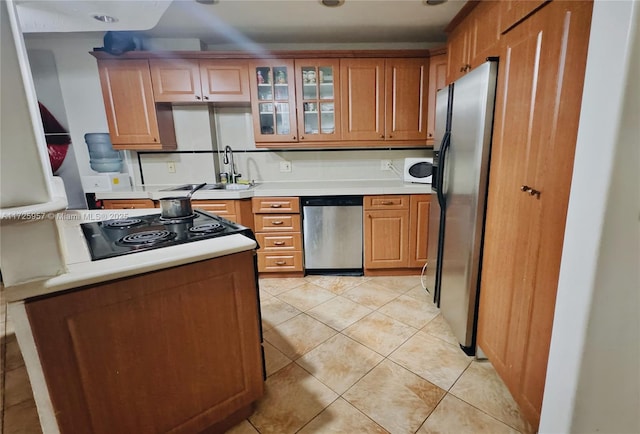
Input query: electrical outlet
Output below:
<box><xmin>280</xmin><ymin>161</ymin><xmax>292</xmax><ymax>173</ymax></box>
<box><xmin>381</xmin><ymin>160</ymin><xmax>393</xmax><ymax>171</ymax></box>
<box><xmin>167</xmin><ymin>162</ymin><xmax>176</xmax><ymax>173</ymax></box>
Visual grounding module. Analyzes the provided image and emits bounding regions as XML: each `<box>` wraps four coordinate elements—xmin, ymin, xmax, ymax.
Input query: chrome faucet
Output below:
<box><xmin>223</xmin><ymin>145</ymin><xmax>241</xmax><ymax>183</ymax></box>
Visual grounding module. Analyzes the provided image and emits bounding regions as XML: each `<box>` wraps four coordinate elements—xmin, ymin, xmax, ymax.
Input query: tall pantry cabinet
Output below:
<box><xmin>476</xmin><ymin>0</ymin><xmax>593</xmax><ymax>429</ymax></box>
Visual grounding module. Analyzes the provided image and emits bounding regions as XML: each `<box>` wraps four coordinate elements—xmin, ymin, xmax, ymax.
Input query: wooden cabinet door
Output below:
<box><xmin>149</xmin><ymin>59</ymin><xmax>203</xmax><ymax>103</ymax></box>
<box><xmin>26</xmin><ymin>252</ymin><xmax>263</xmax><ymax>434</ymax></box>
<box><xmin>408</xmin><ymin>195</ymin><xmax>430</xmax><ymax>268</ymax></box>
<box><xmin>427</xmin><ymin>53</ymin><xmax>448</xmax><ymax>141</ymax></box>
<box><xmin>500</xmin><ymin>0</ymin><xmax>548</xmax><ymax>33</ymax></box>
<box><xmin>249</xmin><ymin>60</ymin><xmax>298</xmax><ymax>143</ymax></box>
<box><xmin>97</xmin><ymin>60</ymin><xmax>175</xmax><ymax>149</ymax></box>
<box><xmin>340</xmin><ymin>59</ymin><xmax>385</xmax><ymax>141</ymax></box>
<box><xmin>200</xmin><ymin>60</ymin><xmax>250</xmax><ymax>102</ymax></box>
<box><xmin>478</xmin><ymin>1</ymin><xmax>593</xmax><ymax>429</ymax></box>
<box><xmin>295</xmin><ymin>59</ymin><xmax>341</xmax><ymax>142</ymax></box>
<box><xmin>385</xmin><ymin>58</ymin><xmax>428</xmax><ymax>141</ymax></box>
<box><xmin>364</xmin><ymin>209</ymin><xmax>409</xmax><ymax>269</ymax></box>
<box><xmin>446</xmin><ymin>25</ymin><xmax>470</xmax><ymax>84</ymax></box>
<box><xmin>468</xmin><ymin>0</ymin><xmax>502</xmax><ymax>68</ymax></box>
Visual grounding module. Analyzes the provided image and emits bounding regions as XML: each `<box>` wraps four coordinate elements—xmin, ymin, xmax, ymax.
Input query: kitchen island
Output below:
<box><xmin>5</xmin><ymin>209</ymin><xmax>263</xmax><ymax>434</ymax></box>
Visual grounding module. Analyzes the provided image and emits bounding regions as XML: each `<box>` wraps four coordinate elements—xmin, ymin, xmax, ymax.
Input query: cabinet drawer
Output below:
<box><xmin>256</xmin><ymin>232</ymin><xmax>302</xmax><ymax>251</ymax></box>
<box><xmin>257</xmin><ymin>251</ymin><xmax>303</xmax><ymax>272</ymax></box>
<box><xmin>254</xmin><ymin>214</ymin><xmax>301</xmax><ymax>232</ymax></box>
<box><xmin>252</xmin><ymin>197</ymin><xmax>300</xmax><ymax>214</ymax></box>
<box><xmin>364</xmin><ymin>195</ymin><xmax>409</xmax><ymax>210</ymax></box>
<box><xmin>102</xmin><ymin>199</ymin><xmax>155</xmax><ymax>209</ymax></box>
<box><xmin>192</xmin><ymin>200</ymin><xmax>236</xmax><ymax>215</ymax></box>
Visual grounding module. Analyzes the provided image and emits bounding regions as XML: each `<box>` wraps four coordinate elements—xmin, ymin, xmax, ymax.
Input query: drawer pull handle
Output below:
<box><xmin>273</xmin><ymin>241</ymin><xmax>286</xmax><ymax>246</ymax></box>
<box><xmin>381</xmin><ymin>201</ymin><xmax>394</xmax><ymax>205</ymax></box>
<box><xmin>275</xmin><ymin>261</ymin><xmax>286</xmax><ymax>265</ymax></box>
<box><xmin>270</xmin><ymin>204</ymin><xmax>282</xmax><ymax>208</ymax></box>
<box><xmin>272</xmin><ymin>221</ymin><xmax>284</xmax><ymax>225</ymax></box>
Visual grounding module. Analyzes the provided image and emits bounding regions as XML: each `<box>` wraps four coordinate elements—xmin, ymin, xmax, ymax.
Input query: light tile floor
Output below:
<box><xmin>1</xmin><ymin>275</ymin><xmax>534</xmax><ymax>434</ymax></box>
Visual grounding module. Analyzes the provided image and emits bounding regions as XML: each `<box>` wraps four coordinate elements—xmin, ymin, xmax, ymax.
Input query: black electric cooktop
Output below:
<box><xmin>81</xmin><ymin>210</ymin><xmax>255</xmax><ymax>261</ymax></box>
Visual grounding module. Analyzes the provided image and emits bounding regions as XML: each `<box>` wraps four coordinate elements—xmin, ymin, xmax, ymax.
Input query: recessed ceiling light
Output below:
<box><xmin>321</xmin><ymin>0</ymin><xmax>344</xmax><ymax>7</ymax></box>
<box><xmin>92</xmin><ymin>15</ymin><xmax>119</xmax><ymax>23</ymax></box>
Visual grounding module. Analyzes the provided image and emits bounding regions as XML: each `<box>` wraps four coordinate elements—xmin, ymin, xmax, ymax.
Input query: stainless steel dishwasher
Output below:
<box><xmin>302</xmin><ymin>196</ymin><xmax>363</xmax><ymax>275</ymax></box>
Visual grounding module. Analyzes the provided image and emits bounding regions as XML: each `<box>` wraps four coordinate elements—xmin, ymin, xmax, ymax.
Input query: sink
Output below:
<box><xmin>160</xmin><ymin>183</ymin><xmax>253</xmax><ymax>192</ymax></box>
<box><xmin>222</xmin><ymin>183</ymin><xmax>252</xmax><ymax>190</ymax></box>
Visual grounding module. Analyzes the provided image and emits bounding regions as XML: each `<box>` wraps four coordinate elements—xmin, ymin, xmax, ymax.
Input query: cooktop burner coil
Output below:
<box><xmin>103</xmin><ymin>218</ymin><xmax>144</xmax><ymax>229</ymax></box>
<box><xmin>189</xmin><ymin>223</ymin><xmax>225</xmax><ymax>234</ymax></box>
<box><xmin>117</xmin><ymin>230</ymin><xmax>177</xmax><ymax>246</ymax></box>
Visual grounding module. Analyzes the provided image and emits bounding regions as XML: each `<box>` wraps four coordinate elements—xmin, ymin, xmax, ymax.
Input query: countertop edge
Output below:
<box><xmin>95</xmin><ymin>181</ymin><xmax>432</xmax><ymax>200</ymax></box>
<box><xmin>5</xmin><ymin>234</ymin><xmax>257</xmax><ymax>303</ymax></box>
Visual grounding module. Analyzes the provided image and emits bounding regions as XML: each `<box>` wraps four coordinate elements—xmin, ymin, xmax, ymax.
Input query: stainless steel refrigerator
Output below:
<box><xmin>425</xmin><ymin>60</ymin><xmax>498</xmax><ymax>355</ymax></box>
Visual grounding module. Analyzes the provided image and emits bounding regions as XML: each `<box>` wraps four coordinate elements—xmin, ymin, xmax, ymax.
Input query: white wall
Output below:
<box><xmin>540</xmin><ymin>2</ymin><xmax>640</xmax><ymax>433</ymax></box>
<box><xmin>0</xmin><ymin>3</ymin><xmax>51</xmax><ymax>208</ymax></box>
<box><xmin>23</xmin><ymin>34</ymin><xmax>122</xmax><ymax>181</ymax></box>
<box><xmin>28</xmin><ymin>49</ymin><xmax>86</xmax><ymax>209</ymax></box>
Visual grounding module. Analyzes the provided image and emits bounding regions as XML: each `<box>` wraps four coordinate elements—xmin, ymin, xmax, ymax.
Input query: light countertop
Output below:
<box><xmin>96</xmin><ymin>179</ymin><xmax>432</xmax><ymax>200</ymax></box>
<box><xmin>4</xmin><ymin>209</ymin><xmax>257</xmax><ymax>302</ymax></box>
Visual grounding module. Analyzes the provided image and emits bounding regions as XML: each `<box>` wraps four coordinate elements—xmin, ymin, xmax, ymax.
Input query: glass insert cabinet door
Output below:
<box><xmin>295</xmin><ymin>59</ymin><xmax>341</xmax><ymax>142</ymax></box>
<box><xmin>249</xmin><ymin>60</ymin><xmax>298</xmax><ymax>143</ymax></box>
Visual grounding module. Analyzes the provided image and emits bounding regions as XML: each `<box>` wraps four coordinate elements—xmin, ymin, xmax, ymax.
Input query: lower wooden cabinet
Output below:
<box><xmin>252</xmin><ymin>197</ymin><xmax>303</xmax><ymax>274</ymax></box>
<box><xmin>408</xmin><ymin>195</ymin><xmax>431</xmax><ymax>268</ymax></box>
<box><xmin>101</xmin><ymin>199</ymin><xmax>254</xmax><ymax>229</ymax></box>
<box><xmin>102</xmin><ymin>199</ymin><xmax>155</xmax><ymax>209</ymax></box>
<box><xmin>364</xmin><ymin>194</ymin><xmax>430</xmax><ymax>271</ymax></box>
<box><xmin>26</xmin><ymin>251</ymin><xmax>264</xmax><ymax>434</ymax></box>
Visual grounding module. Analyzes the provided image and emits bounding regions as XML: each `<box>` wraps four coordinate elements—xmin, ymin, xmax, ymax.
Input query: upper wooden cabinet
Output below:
<box><xmin>249</xmin><ymin>60</ymin><xmax>298</xmax><ymax>143</ymax></box>
<box><xmin>340</xmin><ymin>59</ymin><xmax>386</xmax><ymax>141</ymax></box>
<box><xmin>500</xmin><ymin>0</ymin><xmax>548</xmax><ymax>33</ymax></box>
<box><xmin>92</xmin><ymin>51</ymin><xmax>437</xmax><ymax>150</ymax></box>
<box><xmin>250</xmin><ymin>59</ymin><xmax>342</xmax><ymax>145</ymax></box>
<box><xmin>385</xmin><ymin>58</ymin><xmax>429</xmax><ymax>141</ymax></box>
<box><xmin>341</xmin><ymin>58</ymin><xmax>429</xmax><ymax>142</ymax></box>
<box><xmin>96</xmin><ymin>59</ymin><xmax>176</xmax><ymax>150</ymax></box>
<box><xmin>150</xmin><ymin>59</ymin><xmax>250</xmax><ymax>103</ymax></box>
<box><xmin>446</xmin><ymin>1</ymin><xmax>501</xmax><ymax>84</ymax></box>
<box><xmin>295</xmin><ymin>59</ymin><xmax>341</xmax><ymax>142</ymax></box>
<box><xmin>427</xmin><ymin>52</ymin><xmax>447</xmax><ymax>142</ymax></box>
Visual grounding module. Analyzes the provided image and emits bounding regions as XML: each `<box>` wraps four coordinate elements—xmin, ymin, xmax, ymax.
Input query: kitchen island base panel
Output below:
<box><xmin>24</xmin><ymin>251</ymin><xmax>263</xmax><ymax>434</ymax></box>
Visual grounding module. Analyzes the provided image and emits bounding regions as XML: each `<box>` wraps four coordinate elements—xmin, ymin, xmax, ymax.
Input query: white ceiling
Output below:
<box><xmin>16</xmin><ymin>0</ymin><xmax>465</xmax><ymax>46</ymax></box>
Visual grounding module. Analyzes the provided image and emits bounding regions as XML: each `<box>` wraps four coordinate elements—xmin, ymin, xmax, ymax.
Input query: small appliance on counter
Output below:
<box><xmin>80</xmin><ymin>210</ymin><xmax>255</xmax><ymax>261</ymax></box>
<box><xmin>403</xmin><ymin>158</ymin><xmax>433</xmax><ymax>184</ymax></box>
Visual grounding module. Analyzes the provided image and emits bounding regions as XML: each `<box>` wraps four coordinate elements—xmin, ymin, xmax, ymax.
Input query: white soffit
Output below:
<box><xmin>16</xmin><ymin>0</ymin><xmax>172</xmax><ymax>33</ymax></box>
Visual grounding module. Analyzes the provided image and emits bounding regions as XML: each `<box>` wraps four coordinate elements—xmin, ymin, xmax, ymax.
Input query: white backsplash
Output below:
<box><xmin>137</xmin><ymin>105</ymin><xmax>432</xmax><ymax>186</ymax></box>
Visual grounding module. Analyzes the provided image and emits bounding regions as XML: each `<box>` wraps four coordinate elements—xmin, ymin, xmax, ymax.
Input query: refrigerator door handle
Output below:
<box><xmin>436</xmin><ymin>131</ymin><xmax>451</xmax><ymax>209</ymax></box>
